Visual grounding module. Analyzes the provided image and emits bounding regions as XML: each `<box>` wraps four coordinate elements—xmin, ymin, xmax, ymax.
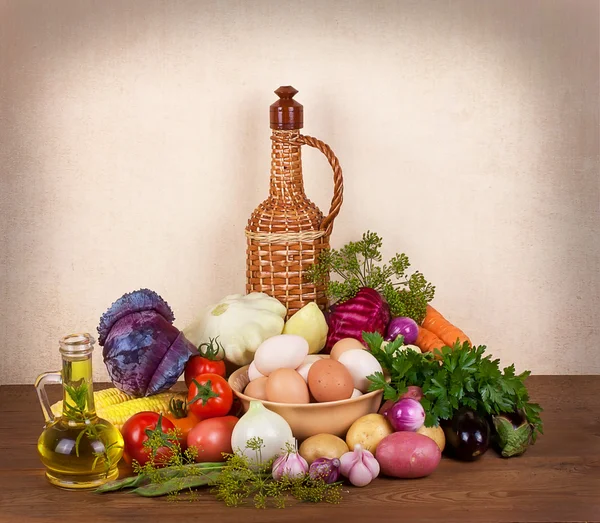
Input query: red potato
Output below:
<box><xmin>375</xmin><ymin>431</ymin><xmax>441</xmax><ymax>478</ymax></box>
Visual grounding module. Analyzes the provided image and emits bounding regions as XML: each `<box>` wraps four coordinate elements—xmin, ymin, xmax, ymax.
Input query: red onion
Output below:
<box><xmin>379</xmin><ymin>386</ymin><xmax>423</xmax><ymax>416</ymax></box>
<box><xmin>385</xmin><ymin>398</ymin><xmax>425</xmax><ymax>432</ymax></box>
<box><xmin>384</xmin><ymin>316</ymin><xmax>419</xmax><ymax>345</ymax></box>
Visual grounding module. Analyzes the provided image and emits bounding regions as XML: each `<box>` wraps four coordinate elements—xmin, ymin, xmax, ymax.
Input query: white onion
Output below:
<box><xmin>231</xmin><ymin>400</ymin><xmax>294</xmax><ymax>466</ymax></box>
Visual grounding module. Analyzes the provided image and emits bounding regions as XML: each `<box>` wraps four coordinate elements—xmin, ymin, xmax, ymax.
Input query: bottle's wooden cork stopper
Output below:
<box><xmin>270</xmin><ymin>86</ymin><xmax>303</xmax><ymax>130</ymax></box>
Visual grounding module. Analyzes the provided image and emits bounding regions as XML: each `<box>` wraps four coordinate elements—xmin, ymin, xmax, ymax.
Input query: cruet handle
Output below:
<box><xmin>34</xmin><ymin>371</ymin><xmax>62</xmax><ymax>423</ymax></box>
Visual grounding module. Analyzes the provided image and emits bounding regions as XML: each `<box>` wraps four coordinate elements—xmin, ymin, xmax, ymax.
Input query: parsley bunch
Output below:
<box><xmin>364</xmin><ymin>332</ymin><xmax>543</xmax><ymax>441</ymax></box>
<box><xmin>306</xmin><ymin>231</ymin><xmax>435</xmax><ymax>324</ymax></box>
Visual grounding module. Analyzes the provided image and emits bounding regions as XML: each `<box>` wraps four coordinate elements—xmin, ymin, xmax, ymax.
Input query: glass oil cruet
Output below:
<box><xmin>35</xmin><ymin>333</ymin><xmax>124</xmax><ymax>489</ymax></box>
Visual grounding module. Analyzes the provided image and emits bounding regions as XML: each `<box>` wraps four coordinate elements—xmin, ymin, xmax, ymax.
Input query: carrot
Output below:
<box><xmin>421</xmin><ymin>305</ymin><xmax>471</xmax><ymax>347</ymax></box>
<box><xmin>415</xmin><ymin>326</ymin><xmax>446</xmax><ymax>353</ymax></box>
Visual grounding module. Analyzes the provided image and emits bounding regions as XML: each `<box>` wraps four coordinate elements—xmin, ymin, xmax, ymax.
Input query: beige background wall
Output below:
<box><xmin>1</xmin><ymin>0</ymin><xmax>598</xmax><ymax>385</ymax></box>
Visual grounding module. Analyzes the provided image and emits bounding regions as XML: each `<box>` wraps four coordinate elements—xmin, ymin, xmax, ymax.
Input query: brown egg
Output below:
<box><xmin>266</xmin><ymin>368</ymin><xmax>310</xmax><ymax>404</ymax></box>
<box><xmin>244</xmin><ymin>376</ymin><xmax>269</xmax><ymax>400</ymax></box>
<box><xmin>330</xmin><ymin>338</ymin><xmax>366</xmax><ymax>361</ymax></box>
<box><xmin>307</xmin><ymin>359</ymin><xmax>354</xmax><ymax>402</ymax></box>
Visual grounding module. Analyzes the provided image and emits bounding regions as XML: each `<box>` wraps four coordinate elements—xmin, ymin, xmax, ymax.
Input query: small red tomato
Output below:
<box><xmin>121</xmin><ymin>412</ymin><xmax>176</xmax><ymax>467</ymax></box>
<box><xmin>186</xmin><ymin>416</ymin><xmax>239</xmax><ymax>462</ymax></box>
<box><xmin>184</xmin><ymin>338</ymin><xmax>227</xmax><ymax>387</ymax></box>
<box><xmin>187</xmin><ymin>373</ymin><xmax>233</xmax><ymax>420</ymax></box>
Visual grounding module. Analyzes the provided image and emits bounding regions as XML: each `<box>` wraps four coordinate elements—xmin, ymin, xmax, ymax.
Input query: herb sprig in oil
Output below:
<box><xmin>62</xmin><ymin>380</ymin><xmax>118</xmax><ymax>476</ymax></box>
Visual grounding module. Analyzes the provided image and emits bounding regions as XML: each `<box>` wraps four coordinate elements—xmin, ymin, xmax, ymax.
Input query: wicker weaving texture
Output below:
<box><xmin>245</xmin><ymin>129</ymin><xmax>343</xmax><ymax>318</ymax></box>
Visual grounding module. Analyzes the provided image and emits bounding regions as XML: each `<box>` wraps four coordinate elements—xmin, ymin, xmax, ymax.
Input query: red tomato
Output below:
<box><xmin>184</xmin><ymin>338</ymin><xmax>227</xmax><ymax>387</ymax></box>
<box><xmin>186</xmin><ymin>416</ymin><xmax>239</xmax><ymax>462</ymax></box>
<box><xmin>187</xmin><ymin>373</ymin><xmax>233</xmax><ymax>420</ymax></box>
<box><xmin>184</xmin><ymin>356</ymin><xmax>226</xmax><ymax>387</ymax></box>
<box><xmin>121</xmin><ymin>412</ymin><xmax>176</xmax><ymax>467</ymax></box>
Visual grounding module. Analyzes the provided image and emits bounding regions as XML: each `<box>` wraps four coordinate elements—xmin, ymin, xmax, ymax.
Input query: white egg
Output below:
<box><xmin>296</xmin><ymin>363</ymin><xmax>311</xmax><ymax>382</ymax></box>
<box><xmin>247</xmin><ymin>361</ymin><xmax>265</xmax><ymax>381</ymax></box>
<box><xmin>295</xmin><ymin>354</ymin><xmax>325</xmax><ymax>382</ymax></box>
<box><xmin>350</xmin><ymin>388</ymin><xmax>363</xmax><ymax>398</ymax></box>
<box><xmin>337</xmin><ymin>349</ymin><xmax>383</xmax><ymax>393</ymax></box>
<box><xmin>253</xmin><ymin>334</ymin><xmax>309</xmax><ymax>376</ymax></box>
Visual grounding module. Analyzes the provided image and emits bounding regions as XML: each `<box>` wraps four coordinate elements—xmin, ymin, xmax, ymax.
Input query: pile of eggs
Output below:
<box><xmin>243</xmin><ymin>334</ymin><xmax>383</xmax><ymax>404</ymax></box>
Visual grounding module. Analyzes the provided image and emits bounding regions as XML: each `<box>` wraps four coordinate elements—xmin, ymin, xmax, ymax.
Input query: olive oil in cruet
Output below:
<box><xmin>35</xmin><ymin>333</ymin><xmax>124</xmax><ymax>489</ymax></box>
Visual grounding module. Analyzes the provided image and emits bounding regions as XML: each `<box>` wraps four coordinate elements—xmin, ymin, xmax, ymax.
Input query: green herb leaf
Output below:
<box><xmin>366</xmin><ymin>335</ymin><xmax>543</xmax><ymax>441</ymax></box>
<box><xmin>306</xmin><ymin>231</ymin><xmax>435</xmax><ymax>323</ymax></box>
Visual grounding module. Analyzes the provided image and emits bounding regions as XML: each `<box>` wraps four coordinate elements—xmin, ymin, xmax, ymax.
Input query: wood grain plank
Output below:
<box><xmin>0</xmin><ymin>376</ymin><xmax>599</xmax><ymax>523</ymax></box>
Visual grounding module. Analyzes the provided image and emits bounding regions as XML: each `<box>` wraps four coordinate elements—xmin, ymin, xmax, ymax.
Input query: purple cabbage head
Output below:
<box><xmin>97</xmin><ymin>288</ymin><xmax>194</xmax><ymax>397</ymax></box>
<box><xmin>324</xmin><ymin>287</ymin><xmax>391</xmax><ymax>352</ymax></box>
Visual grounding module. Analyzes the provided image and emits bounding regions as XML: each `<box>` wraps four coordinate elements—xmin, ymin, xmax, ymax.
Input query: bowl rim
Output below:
<box><xmin>228</xmin><ymin>363</ymin><xmax>384</xmax><ymax>409</ymax></box>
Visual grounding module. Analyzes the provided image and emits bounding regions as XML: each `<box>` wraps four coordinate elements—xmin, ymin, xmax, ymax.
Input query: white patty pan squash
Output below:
<box><xmin>182</xmin><ymin>293</ymin><xmax>287</xmax><ymax>366</ymax></box>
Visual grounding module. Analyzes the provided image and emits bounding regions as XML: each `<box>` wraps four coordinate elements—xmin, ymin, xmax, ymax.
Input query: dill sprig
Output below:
<box><xmin>97</xmin><ymin>424</ymin><xmax>224</xmax><ymax>498</ymax></box>
<box><xmin>306</xmin><ymin>231</ymin><xmax>435</xmax><ymax>323</ymax></box>
<box><xmin>211</xmin><ymin>437</ymin><xmax>342</xmax><ymax>509</ymax></box>
<box><xmin>97</xmin><ymin>433</ymin><xmax>343</xmax><ymax>506</ymax></box>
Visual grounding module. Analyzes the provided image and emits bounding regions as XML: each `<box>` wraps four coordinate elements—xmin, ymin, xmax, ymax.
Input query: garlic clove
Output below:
<box><xmin>339</xmin><ymin>450</ymin><xmax>360</xmax><ymax>477</ymax></box>
<box><xmin>272</xmin><ymin>440</ymin><xmax>308</xmax><ymax>481</ymax></box>
<box><xmin>340</xmin><ymin>443</ymin><xmax>380</xmax><ymax>487</ymax></box>
<box><xmin>348</xmin><ymin>461</ymin><xmax>374</xmax><ymax>487</ymax></box>
<box><xmin>362</xmin><ymin>450</ymin><xmax>380</xmax><ymax>478</ymax></box>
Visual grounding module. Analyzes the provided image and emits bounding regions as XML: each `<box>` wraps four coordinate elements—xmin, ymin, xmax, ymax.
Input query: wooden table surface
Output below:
<box><xmin>0</xmin><ymin>376</ymin><xmax>598</xmax><ymax>523</ymax></box>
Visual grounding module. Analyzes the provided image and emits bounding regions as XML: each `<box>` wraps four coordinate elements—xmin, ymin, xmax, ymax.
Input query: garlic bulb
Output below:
<box><xmin>339</xmin><ymin>444</ymin><xmax>380</xmax><ymax>487</ymax></box>
<box><xmin>231</xmin><ymin>400</ymin><xmax>294</xmax><ymax>466</ymax></box>
<box><xmin>272</xmin><ymin>441</ymin><xmax>308</xmax><ymax>481</ymax></box>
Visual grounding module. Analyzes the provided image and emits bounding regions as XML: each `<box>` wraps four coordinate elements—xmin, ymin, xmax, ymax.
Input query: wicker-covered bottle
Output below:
<box><xmin>245</xmin><ymin>86</ymin><xmax>344</xmax><ymax>318</ymax></box>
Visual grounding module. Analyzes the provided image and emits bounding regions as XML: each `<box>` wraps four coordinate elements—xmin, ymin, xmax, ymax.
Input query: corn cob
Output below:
<box><xmin>96</xmin><ymin>392</ymin><xmax>186</xmax><ymax>431</ymax></box>
<box><xmin>49</xmin><ymin>388</ymin><xmax>186</xmax><ymax>431</ymax></box>
<box><xmin>50</xmin><ymin>387</ymin><xmax>134</xmax><ymax>418</ymax></box>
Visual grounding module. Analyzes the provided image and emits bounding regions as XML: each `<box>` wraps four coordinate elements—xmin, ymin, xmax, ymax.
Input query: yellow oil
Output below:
<box><xmin>37</xmin><ymin>416</ymin><xmax>124</xmax><ymax>489</ymax></box>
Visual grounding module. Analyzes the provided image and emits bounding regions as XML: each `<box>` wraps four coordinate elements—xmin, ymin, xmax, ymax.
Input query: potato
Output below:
<box><xmin>416</xmin><ymin>424</ymin><xmax>446</xmax><ymax>452</ymax></box>
<box><xmin>346</xmin><ymin>414</ymin><xmax>393</xmax><ymax>453</ymax></box>
<box><xmin>375</xmin><ymin>432</ymin><xmax>441</xmax><ymax>478</ymax></box>
<box><xmin>299</xmin><ymin>434</ymin><xmax>349</xmax><ymax>465</ymax></box>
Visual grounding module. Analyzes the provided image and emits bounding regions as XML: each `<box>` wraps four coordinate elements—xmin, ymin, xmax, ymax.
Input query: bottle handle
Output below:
<box><xmin>296</xmin><ymin>134</ymin><xmax>344</xmax><ymax>236</ymax></box>
<box><xmin>34</xmin><ymin>371</ymin><xmax>62</xmax><ymax>423</ymax></box>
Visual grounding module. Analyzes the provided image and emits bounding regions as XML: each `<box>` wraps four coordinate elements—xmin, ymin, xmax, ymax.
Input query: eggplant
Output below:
<box><xmin>442</xmin><ymin>407</ymin><xmax>490</xmax><ymax>461</ymax></box>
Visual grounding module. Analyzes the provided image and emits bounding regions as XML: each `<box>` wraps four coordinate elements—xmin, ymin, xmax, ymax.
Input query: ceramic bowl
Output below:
<box><xmin>228</xmin><ymin>363</ymin><xmax>384</xmax><ymax>441</ymax></box>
